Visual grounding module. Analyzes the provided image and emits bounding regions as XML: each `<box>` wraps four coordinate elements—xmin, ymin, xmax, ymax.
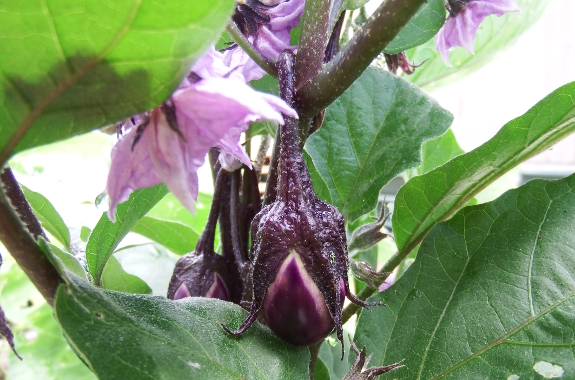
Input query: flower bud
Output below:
<box><xmin>222</xmin><ymin>50</ymin><xmax>382</xmax><ymax>354</ymax></box>
<box><xmin>167</xmin><ymin>250</ymin><xmax>230</xmax><ymax>301</ymax></box>
<box><xmin>347</xmin><ymin>207</ymin><xmax>391</xmax><ymax>254</ymax></box>
<box><xmin>349</xmin><ymin>259</ymin><xmax>390</xmax><ymax>291</ymax></box>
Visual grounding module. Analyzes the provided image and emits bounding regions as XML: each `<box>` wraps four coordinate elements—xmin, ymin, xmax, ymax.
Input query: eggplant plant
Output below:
<box><xmin>0</xmin><ymin>0</ymin><xmax>574</xmax><ymax>379</ymax></box>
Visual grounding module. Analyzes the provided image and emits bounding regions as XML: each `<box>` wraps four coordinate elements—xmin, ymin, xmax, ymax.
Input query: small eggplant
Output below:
<box><xmin>222</xmin><ymin>50</ymin><xmax>382</xmax><ymax>354</ymax></box>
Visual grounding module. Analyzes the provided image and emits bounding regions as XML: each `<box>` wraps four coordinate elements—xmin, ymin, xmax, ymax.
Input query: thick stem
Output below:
<box><xmin>0</xmin><ymin>167</ymin><xmax>63</xmax><ymax>306</ymax></box>
<box><xmin>294</xmin><ymin>0</ymin><xmax>332</xmax><ymax>89</ymax></box>
<box><xmin>296</xmin><ymin>0</ymin><xmax>427</xmax><ymax>118</ymax></box>
<box><xmin>226</xmin><ymin>22</ymin><xmax>278</xmax><ymax>78</ymax></box>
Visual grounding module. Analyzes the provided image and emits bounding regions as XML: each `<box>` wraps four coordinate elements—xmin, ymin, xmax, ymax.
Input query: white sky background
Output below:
<box><xmin>430</xmin><ymin>0</ymin><xmax>575</xmax><ymax>166</ymax></box>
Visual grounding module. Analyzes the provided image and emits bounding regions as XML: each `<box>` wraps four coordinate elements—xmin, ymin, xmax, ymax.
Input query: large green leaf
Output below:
<box><xmin>304</xmin><ymin>67</ymin><xmax>453</xmax><ymax>221</ymax></box>
<box><xmin>393</xmin><ymin>81</ymin><xmax>575</xmax><ymax>256</ymax></box>
<box><xmin>86</xmin><ymin>184</ymin><xmax>168</xmax><ymax>284</ymax></box>
<box><xmin>132</xmin><ymin>216</ymin><xmax>199</xmax><ymax>255</ymax></box>
<box><xmin>406</xmin><ymin>0</ymin><xmax>549</xmax><ymax>89</ymax></box>
<box><xmin>54</xmin><ymin>274</ymin><xmax>310</xmax><ymax>379</ymax></box>
<box><xmin>354</xmin><ymin>173</ymin><xmax>575</xmax><ymax>379</ymax></box>
<box><xmin>0</xmin><ymin>0</ymin><xmax>234</xmax><ymax>161</ymax></box>
<box><xmin>21</xmin><ymin>184</ymin><xmax>70</xmax><ymax>248</ymax></box>
<box><xmin>384</xmin><ymin>0</ymin><xmax>446</xmax><ymax>55</ymax></box>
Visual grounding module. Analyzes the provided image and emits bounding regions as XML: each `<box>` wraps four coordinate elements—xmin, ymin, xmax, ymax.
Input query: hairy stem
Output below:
<box><xmin>226</xmin><ymin>22</ymin><xmax>278</xmax><ymax>78</ymax></box>
<box><xmin>294</xmin><ymin>0</ymin><xmax>332</xmax><ymax>89</ymax></box>
<box><xmin>0</xmin><ymin>167</ymin><xmax>63</xmax><ymax>306</ymax></box>
<box><xmin>296</xmin><ymin>0</ymin><xmax>426</xmax><ymax>118</ymax></box>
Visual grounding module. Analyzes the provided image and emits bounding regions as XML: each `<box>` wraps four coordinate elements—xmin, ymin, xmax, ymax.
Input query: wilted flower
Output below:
<box><xmin>435</xmin><ymin>0</ymin><xmax>520</xmax><ymax>66</ymax></box>
<box><xmin>222</xmin><ymin>51</ymin><xmax>381</xmax><ymax>353</ymax></box>
<box><xmin>106</xmin><ymin>76</ymin><xmax>297</xmax><ymax>220</ymax></box>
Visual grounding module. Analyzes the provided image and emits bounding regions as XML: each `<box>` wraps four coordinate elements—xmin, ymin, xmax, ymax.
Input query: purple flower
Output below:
<box><xmin>106</xmin><ymin>77</ymin><xmax>297</xmax><ymax>220</ymax></box>
<box><xmin>253</xmin><ymin>0</ymin><xmax>305</xmax><ymax>60</ymax></box>
<box><xmin>225</xmin><ymin>0</ymin><xmax>305</xmax><ymax>82</ymax></box>
<box><xmin>435</xmin><ymin>0</ymin><xmax>520</xmax><ymax>66</ymax></box>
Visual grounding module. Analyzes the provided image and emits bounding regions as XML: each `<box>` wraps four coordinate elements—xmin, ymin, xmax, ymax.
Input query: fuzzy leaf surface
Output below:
<box><xmin>304</xmin><ymin>67</ymin><xmax>453</xmax><ymax>221</ymax></box>
<box><xmin>355</xmin><ymin>173</ymin><xmax>575</xmax><ymax>379</ymax></box>
<box><xmin>0</xmin><ymin>0</ymin><xmax>234</xmax><ymax>160</ymax></box>
<box><xmin>393</xmin><ymin>81</ymin><xmax>575</xmax><ymax>256</ymax></box>
<box><xmin>54</xmin><ymin>274</ymin><xmax>310</xmax><ymax>379</ymax></box>
<box><xmin>86</xmin><ymin>184</ymin><xmax>168</xmax><ymax>284</ymax></box>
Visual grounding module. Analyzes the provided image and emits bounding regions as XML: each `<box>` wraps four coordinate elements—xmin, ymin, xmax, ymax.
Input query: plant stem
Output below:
<box><xmin>226</xmin><ymin>22</ymin><xmax>278</xmax><ymax>78</ymax></box>
<box><xmin>294</xmin><ymin>0</ymin><xmax>332</xmax><ymax>89</ymax></box>
<box><xmin>0</xmin><ymin>167</ymin><xmax>63</xmax><ymax>306</ymax></box>
<box><xmin>296</xmin><ymin>0</ymin><xmax>427</xmax><ymax>118</ymax></box>
<box><xmin>308</xmin><ymin>341</ymin><xmax>323</xmax><ymax>379</ymax></box>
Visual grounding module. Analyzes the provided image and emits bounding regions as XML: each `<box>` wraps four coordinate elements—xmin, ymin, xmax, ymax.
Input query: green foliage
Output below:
<box><xmin>21</xmin><ymin>184</ymin><xmax>70</xmax><ymax>248</ymax></box>
<box><xmin>384</xmin><ymin>0</ymin><xmax>446</xmax><ymax>55</ymax></box>
<box><xmin>147</xmin><ymin>192</ymin><xmax>213</xmax><ymax>240</ymax></box>
<box><xmin>304</xmin><ymin>67</ymin><xmax>453</xmax><ymax>221</ymax></box>
<box><xmin>355</xmin><ymin>173</ymin><xmax>575</xmax><ymax>379</ymax></box>
<box><xmin>86</xmin><ymin>184</ymin><xmax>168</xmax><ymax>284</ymax></box>
<box><xmin>46</xmin><ymin>243</ymin><xmax>90</xmax><ymax>282</ymax></box>
<box><xmin>101</xmin><ymin>256</ymin><xmax>152</xmax><ymax>294</ymax></box>
<box><xmin>132</xmin><ymin>216</ymin><xmax>199</xmax><ymax>255</ymax></box>
<box><xmin>312</xmin><ymin>358</ymin><xmax>330</xmax><ymax>380</ymax></box>
<box><xmin>54</xmin><ymin>273</ymin><xmax>310</xmax><ymax>379</ymax></box>
<box><xmin>0</xmin><ymin>0</ymin><xmax>235</xmax><ymax>161</ymax></box>
<box><xmin>409</xmin><ymin>129</ymin><xmax>464</xmax><ymax>177</ymax></box>
<box><xmin>406</xmin><ymin>0</ymin><xmax>550</xmax><ymax>89</ymax></box>
<box><xmin>0</xmin><ymin>254</ymin><xmax>94</xmax><ymax>380</ymax></box>
<box><xmin>393</xmin><ymin>81</ymin><xmax>575</xmax><ymax>256</ymax></box>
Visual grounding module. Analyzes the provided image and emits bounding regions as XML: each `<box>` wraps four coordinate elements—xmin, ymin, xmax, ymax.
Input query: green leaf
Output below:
<box><xmin>80</xmin><ymin>226</ymin><xmax>91</xmax><ymax>242</ymax></box>
<box><xmin>147</xmin><ymin>192</ymin><xmax>213</xmax><ymax>236</ymax></box>
<box><xmin>54</xmin><ymin>274</ymin><xmax>310</xmax><ymax>379</ymax></box>
<box><xmin>393</xmin><ymin>81</ymin><xmax>575</xmax><ymax>257</ymax></box>
<box><xmin>47</xmin><ymin>242</ymin><xmax>90</xmax><ymax>282</ymax></box>
<box><xmin>384</xmin><ymin>0</ymin><xmax>446</xmax><ymax>55</ymax></box>
<box><xmin>86</xmin><ymin>184</ymin><xmax>168</xmax><ymax>284</ymax></box>
<box><xmin>342</xmin><ymin>0</ymin><xmax>369</xmax><ymax>10</ymax></box>
<box><xmin>21</xmin><ymin>184</ymin><xmax>70</xmax><ymax>248</ymax></box>
<box><xmin>406</xmin><ymin>0</ymin><xmax>550</xmax><ymax>89</ymax></box>
<box><xmin>113</xmin><ymin>243</ymin><xmax>178</xmax><ymax>296</ymax></box>
<box><xmin>312</xmin><ymin>358</ymin><xmax>330</xmax><ymax>380</ymax></box>
<box><xmin>413</xmin><ymin>128</ymin><xmax>464</xmax><ymax>176</ymax></box>
<box><xmin>304</xmin><ymin>67</ymin><xmax>453</xmax><ymax>221</ymax></box>
<box><xmin>355</xmin><ymin>173</ymin><xmax>575</xmax><ymax>379</ymax></box>
<box><xmin>132</xmin><ymin>216</ymin><xmax>199</xmax><ymax>255</ymax></box>
<box><xmin>101</xmin><ymin>256</ymin><xmax>152</xmax><ymax>294</ymax></box>
<box><xmin>0</xmin><ymin>0</ymin><xmax>235</xmax><ymax>160</ymax></box>
<box><xmin>318</xmin><ymin>340</ymin><xmax>350</xmax><ymax>380</ymax></box>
